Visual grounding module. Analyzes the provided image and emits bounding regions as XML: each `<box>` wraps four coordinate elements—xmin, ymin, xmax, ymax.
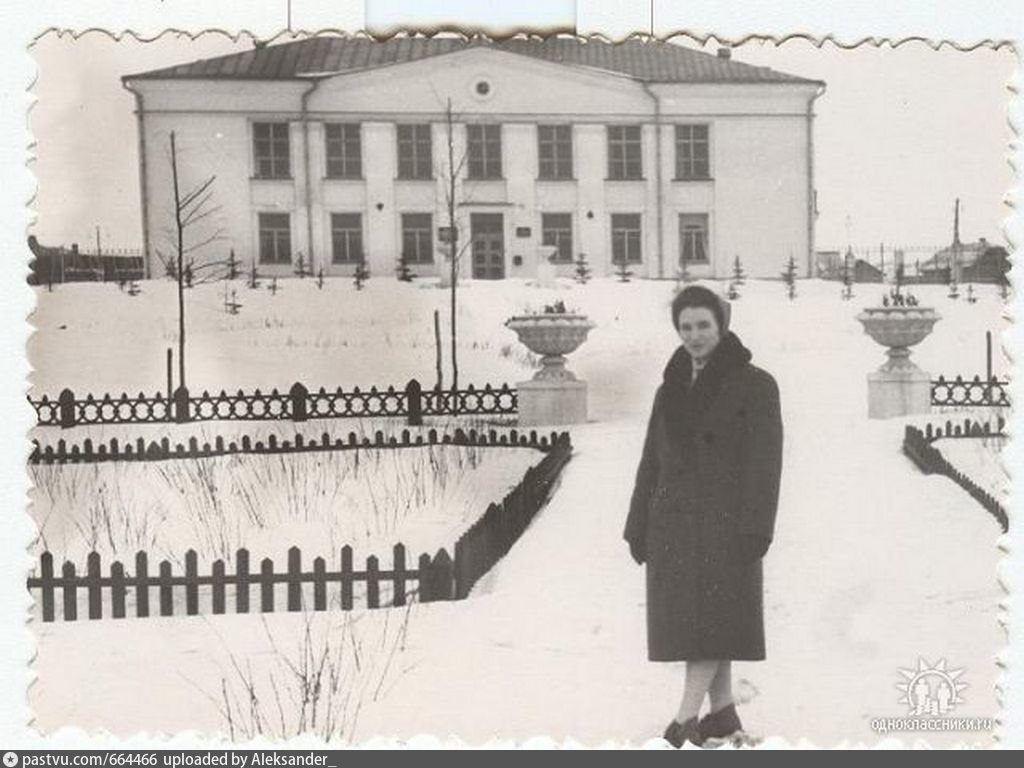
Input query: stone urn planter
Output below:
<box><xmin>856</xmin><ymin>304</ymin><xmax>941</xmax><ymax>418</ymax></box>
<box><xmin>505</xmin><ymin>303</ymin><xmax>596</xmax><ymax>425</ymax></box>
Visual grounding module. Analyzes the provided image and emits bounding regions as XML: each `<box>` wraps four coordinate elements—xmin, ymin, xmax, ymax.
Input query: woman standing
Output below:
<box><xmin>624</xmin><ymin>285</ymin><xmax>783</xmax><ymax>748</ymax></box>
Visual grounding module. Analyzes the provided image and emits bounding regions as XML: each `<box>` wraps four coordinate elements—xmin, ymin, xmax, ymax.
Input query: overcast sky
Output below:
<box><xmin>28</xmin><ymin>31</ymin><xmax>1015</xmax><ymax>253</ymax></box>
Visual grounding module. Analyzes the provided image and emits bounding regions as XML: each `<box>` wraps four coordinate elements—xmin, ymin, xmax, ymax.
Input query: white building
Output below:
<box><xmin>122</xmin><ymin>37</ymin><xmax>825</xmax><ymax>281</ymax></box>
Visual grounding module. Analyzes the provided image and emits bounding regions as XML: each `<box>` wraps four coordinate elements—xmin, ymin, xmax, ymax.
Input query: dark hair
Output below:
<box><xmin>671</xmin><ymin>285</ymin><xmax>728</xmax><ymax>332</ymax></box>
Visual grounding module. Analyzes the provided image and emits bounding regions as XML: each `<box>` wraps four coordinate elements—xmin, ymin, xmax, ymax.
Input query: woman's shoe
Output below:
<box><xmin>698</xmin><ymin>703</ymin><xmax>743</xmax><ymax>741</ymax></box>
<box><xmin>663</xmin><ymin>716</ymin><xmax>703</xmax><ymax>748</ymax></box>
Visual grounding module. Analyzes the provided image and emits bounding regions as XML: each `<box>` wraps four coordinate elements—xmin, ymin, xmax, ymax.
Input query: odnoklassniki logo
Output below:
<box><xmin>895</xmin><ymin>658</ymin><xmax>967</xmax><ymax>716</ymax></box>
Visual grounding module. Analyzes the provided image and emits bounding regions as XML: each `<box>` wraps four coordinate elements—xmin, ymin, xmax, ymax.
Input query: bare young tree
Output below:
<box><xmin>439</xmin><ymin>98</ymin><xmax>474</xmax><ymax>400</ymax></box>
<box><xmin>165</xmin><ymin>130</ymin><xmax>224</xmax><ymax>389</ymax></box>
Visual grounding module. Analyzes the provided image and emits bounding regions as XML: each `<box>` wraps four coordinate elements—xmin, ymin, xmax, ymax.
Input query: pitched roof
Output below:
<box><xmin>124</xmin><ymin>36</ymin><xmax>820</xmax><ymax>85</ymax></box>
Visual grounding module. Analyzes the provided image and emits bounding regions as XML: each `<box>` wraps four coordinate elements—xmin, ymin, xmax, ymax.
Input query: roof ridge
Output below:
<box><xmin>123</xmin><ymin>35</ymin><xmax>822</xmax><ymax>85</ymax></box>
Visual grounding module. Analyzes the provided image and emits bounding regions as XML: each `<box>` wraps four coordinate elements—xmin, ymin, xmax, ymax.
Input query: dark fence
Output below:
<box><xmin>931</xmin><ymin>376</ymin><xmax>1009</xmax><ymax>409</ymax></box>
<box><xmin>903</xmin><ymin>419</ymin><xmax>1008</xmax><ymax>532</ymax></box>
<box><xmin>453</xmin><ymin>432</ymin><xmax>573</xmax><ymax>598</ymax></box>
<box><xmin>28</xmin><ymin>431</ymin><xmax>574</xmax><ymax>622</ymax></box>
<box><xmin>29</xmin><ymin>427</ymin><xmax>559</xmax><ymax>466</ymax></box>
<box><xmin>30</xmin><ymin>379</ymin><xmax>517</xmax><ymax>429</ymax></box>
<box><xmin>27</xmin><ymin>545</ymin><xmax>455</xmax><ymax>623</ymax></box>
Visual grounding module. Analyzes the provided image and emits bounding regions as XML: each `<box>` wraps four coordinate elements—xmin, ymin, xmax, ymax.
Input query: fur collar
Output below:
<box><xmin>659</xmin><ymin>332</ymin><xmax>753</xmax><ymax>449</ymax></box>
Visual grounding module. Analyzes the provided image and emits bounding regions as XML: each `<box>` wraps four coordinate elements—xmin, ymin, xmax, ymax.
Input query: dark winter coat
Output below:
<box><xmin>624</xmin><ymin>332</ymin><xmax>783</xmax><ymax>661</ymax></box>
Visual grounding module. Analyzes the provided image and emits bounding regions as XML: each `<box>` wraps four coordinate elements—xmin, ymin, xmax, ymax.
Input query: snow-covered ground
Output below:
<box><xmin>28</xmin><ymin>276</ymin><xmax>1007</xmax><ymax>746</ymax></box>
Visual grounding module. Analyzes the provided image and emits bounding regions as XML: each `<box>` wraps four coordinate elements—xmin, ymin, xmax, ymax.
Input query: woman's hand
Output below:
<box><xmin>736</xmin><ymin>534</ymin><xmax>770</xmax><ymax>563</ymax></box>
<box><xmin>628</xmin><ymin>538</ymin><xmax>646</xmax><ymax>566</ymax></box>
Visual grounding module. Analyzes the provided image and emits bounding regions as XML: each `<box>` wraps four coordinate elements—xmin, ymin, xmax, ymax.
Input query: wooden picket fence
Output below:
<box><xmin>903</xmin><ymin>418</ymin><xmax>1008</xmax><ymax>532</ymax></box>
<box><xmin>28</xmin><ymin>431</ymin><xmax>574</xmax><ymax>622</ymax></box>
<box><xmin>29</xmin><ymin>378</ymin><xmax>517</xmax><ymax>429</ymax></box>
<box><xmin>454</xmin><ymin>432</ymin><xmax>573</xmax><ymax>597</ymax></box>
<box><xmin>29</xmin><ymin>427</ymin><xmax>562</xmax><ymax>466</ymax></box>
<box><xmin>28</xmin><ymin>545</ymin><xmax>455</xmax><ymax>622</ymax></box>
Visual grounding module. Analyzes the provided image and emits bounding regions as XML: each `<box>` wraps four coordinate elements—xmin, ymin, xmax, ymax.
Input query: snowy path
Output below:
<box><xmin>29</xmin><ymin>279</ymin><xmax>1004</xmax><ymax>746</ymax></box>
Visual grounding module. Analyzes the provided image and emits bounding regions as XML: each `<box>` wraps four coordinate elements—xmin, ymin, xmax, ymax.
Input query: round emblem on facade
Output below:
<box><xmin>470</xmin><ymin>76</ymin><xmax>494</xmax><ymax>101</ymax></box>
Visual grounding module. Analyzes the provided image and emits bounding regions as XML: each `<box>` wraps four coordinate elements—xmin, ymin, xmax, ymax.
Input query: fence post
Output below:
<box><xmin>135</xmin><ymin>551</ymin><xmax>149</xmax><ymax>618</ymax></box>
<box><xmin>287</xmin><ymin>547</ymin><xmax>302</xmax><ymax>611</ymax></box>
<box><xmin>260</xmin><ymin>558</ymin><xmax>274</xmax><ymax>612</ymax></box>
<box><xmin>212</xmin><ymin>560</ymin><xmax>226</xmax><ymax>615</ymax></box>
<box><xmin>432</xmin><ymin>548</ymin><xmax>456</xmax><ymax>601</ymax></box>
<box><xmin>173</xmin><ymin>386</ymin><xmax>190</xmax><ymax>424</ymax></box>
<box><xmin>393</xmin><ymin>543</ymin><xmax>407</xmax><ymax>607</ymax></box>
<box><xmin>366</xmin><ymin>555</ymin><xmax>380</xmax><ymax>609</ymax></box>
<box><xmin>58</xmin><ymin>388</ymin><xmax>76</xmax><ymax>429</ymax></box>
<box><xmin>62</xmin><ymin>561</ymin><xmax>77</xmax><ymax>621</ymax></box>
<box><xmin>406</xmin><ymin>379</ymin><xmax>423</xmax><ymax>426</ymax></box>
<box><xmin>39</xmin><ymin>552</ymin><xmax>55</xmax><ymax>622</ymax></box>
<box><xmin>159</xmin><ymin>560</ymin><xmax>173</xmax><ymax>616</ymax></box>
<box><xmin>313</xmin><ymin>557</ymin><xmax>327</xmax><ymax>611</ymax></box>
<box><xmin>185</xmin><ymin>550</ymin><xmax>199</xmax><ymax>615</ymax></box>
<box><xmin>341</xmin><ymin>546</ymin><xmax>353</xmax><ymax>610</ymax></box>
<box><xmin>110</xmin><ymin>561</ymin><xmax>126</xmax><ymax>619</ymax></box>
<box><xmin>236</xmin><ymin>549</ymin><xmax>250</xmax><ymax>614</ymax></box>
<box><xmin>87</xmin><ymin>552</ymin><xmax>103</xmax><ymax>620</ymax></box>
<box><xmin>290</xmin><ymin>382</ymin><xmax>308</xmax><ymax>422</ymax></box>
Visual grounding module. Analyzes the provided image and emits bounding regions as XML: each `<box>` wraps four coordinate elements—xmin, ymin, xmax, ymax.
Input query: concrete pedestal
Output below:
<box><xmin>517</xmin><ymin>378</ymin><xmax>588</xmax><ymax>426</ymax></box>
<box><xmin>867</xmin><ymin>368</ymin><xmax>932</xmax><ymax>419</ymax></box>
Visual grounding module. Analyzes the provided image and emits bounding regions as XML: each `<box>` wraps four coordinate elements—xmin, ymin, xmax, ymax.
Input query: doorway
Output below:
<box><xmin>470</xmin><ymin>213</ymin><xmax>505</xmax><ymax>279</ymax></box>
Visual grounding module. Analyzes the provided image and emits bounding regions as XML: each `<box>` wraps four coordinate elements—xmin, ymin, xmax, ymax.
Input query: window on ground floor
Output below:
<box><xmin>611</xmin><ymin>213</ymin><xmax>643</xmax><ymax>264</ymax></box>
<box><xmin>679</xmin><ymin>214</ymin><xmax>709</xmax><ymax>264</ymax></box>
<box><xmin>331</xmin><ymin>213</ymin><xmax>364</xmax><ymax>264</ymax></box>
<box><xmin>258</xmin><ymin>212</ymin><xmax>292</xmax><ymax>264</ymax></box>
<box><xmin>401</xmin><ymin>213</ymin><xmax>434</xmax><ymax>264</ymax></box>
<box><xmin>541</xmin><ymin>213</ymin><xmax>573</xmax><ymax>264</ymax></box>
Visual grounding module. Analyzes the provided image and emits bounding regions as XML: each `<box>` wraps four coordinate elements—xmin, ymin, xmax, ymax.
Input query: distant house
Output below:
<box><xmin>853</xmin><ymin>259</ymin><xmax>883</xmax><ymax>283</ymax></box>
<box><xmin>122</xmin><ymin>36</ymin><xmax>825</xmax><ymax>281</ymax></box>
<box><xmin>920</xmin><ymin>238</ymin><xmax>1009</xmax><ymax>284</ymax></box>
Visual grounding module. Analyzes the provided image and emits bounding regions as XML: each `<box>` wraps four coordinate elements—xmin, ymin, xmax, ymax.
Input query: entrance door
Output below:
<box><xmin>470</xmin><ymin>213</ymin><xmax>505</xmax><ymax>279</ymax></box>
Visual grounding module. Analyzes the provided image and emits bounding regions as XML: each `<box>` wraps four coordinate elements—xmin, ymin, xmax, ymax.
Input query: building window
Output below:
<box><xmin>467</xmin><ymin>124</ymin><xmax>503</xmax><ymax>180</ymax></box>
<box><xmin>675</xmin><ymin>125</ymin><xmax>710</xmax><ymax>180</ymax></box>
<box><xmin>541</xmin><ymin>213</ymin><xmax>573</xmax><ymax>264</ymax></box>
<box><xmin>396</xmin><ymin>124</ymin><xmax>433</xmax><ymax>180</ymax></box>
<box><xmin>611</xmin><ymin>213</ymin><xmax>643</xmax><ymax>264</ymax></box>
<box><xmin>331</xmin><ymin>213</ymin><xmax>364</xmax><ymax>264</ymax></box>
<box><xmin>253</xmin><ymin>122</ymin><xmax>291</xmax><ymax>179</ymax></box>
<box><xmin>258</xmin><ymin>213</ymin><xmax>292</xmax><ymax>264</ymax></box>
<box><xmin>325</xmin><ymin>123</ymin><xmax>362</xmax><ymax>179</ymax></box>
<box><xmin>679</xmin><ymin>214</ymin><xmax>709</xmax><ymax>264</ymax></box>
<box><xmin>607</xmin><ymin>125</ymin><xmax>643</xmax><ymax>180</ymax></box>
<box><xmin>537</xmin><ymin>125</ymin><xmax>573</xmax><ymax>180</ymax></box>
<box><xmin>401</xmin><ymin>213</ymin><xmax>434</xmax><ymax>265</ymax></box>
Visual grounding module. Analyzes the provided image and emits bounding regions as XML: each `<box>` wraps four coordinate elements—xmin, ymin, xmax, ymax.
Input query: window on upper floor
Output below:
<box><xmin>401</xmin><ymin>213</ymin><xmax>434</xmax><ymax>265</ymax></box>
<box><xmin>541</xmin><ymin>213</ymin><xmax>574</xmax><ymax>264</ymax></box>
<box><xmin>607</xmin><ymin>125</ymin><xmax>643</xmax><ymax>180</ymax></box>
<box><xmin>467</xmin><ymin>124</ymin><xmax>503</xmax><ymax>180</ymax></box>
<box><xmin>253</xmin><ymin>122</ymin><xmax>291</xmax><ymax>179</ymax></box>
<box><xmin>537</xmin><ymin>125</ymin><xmax>573</xmax><ymax>180</ymax></box>
<box><xmin>325</xmin><ymin>123</ymin><xmax>362</xmax><ymax>179</ymax></box>
<box><xmin>331</xmin><ymin>213</ymin><xmax>364</xmax><ymax>265</ymax></box>
<box><xmin>611</xmin><ymin>213</ymin><xmax>643</xmax><ymax>264</ymax></box>
<box><xmin>258</xmin><ymin>212</ymin><xmax>292</xmax><ymax>264</ymax></box>
<box><xmin>675</xmin><ymin>124</ymin><xmax>711</xmax><ymax>180</ymax></box>
<box><xmin>396</xmin><ymin>124</ymin><xmax>433</xmax><ymax>180</ymax></box>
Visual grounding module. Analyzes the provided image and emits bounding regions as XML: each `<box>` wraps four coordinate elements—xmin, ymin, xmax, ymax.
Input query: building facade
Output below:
<box><xmin>123</xmin><ymin>37</ymin><xmax>825</xmax><ymax>281</ymax></box>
